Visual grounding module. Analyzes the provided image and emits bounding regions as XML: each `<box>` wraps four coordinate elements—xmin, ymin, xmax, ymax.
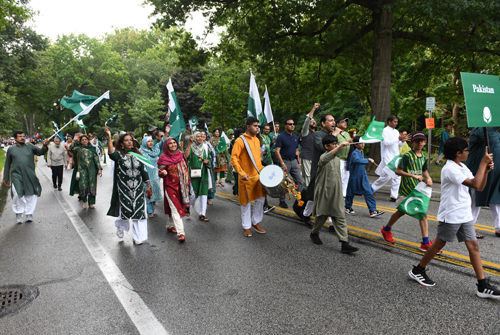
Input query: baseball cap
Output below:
<box><xmin>337</xmin><ymin>118</ymin><xmax>349</xmax><ymax>123</ymax></box>
<box><xmin>148</xmin><ymin>126</ymin><xmax>158</xmax><ymax>132</ymax></box>
<box><xmin>411</xmin><ymin>131</ymin><xmax>427</xmax><ymax>141</ymax></box>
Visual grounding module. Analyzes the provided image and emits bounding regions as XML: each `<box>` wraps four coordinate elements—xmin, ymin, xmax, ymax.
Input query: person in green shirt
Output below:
<box><xmin>3</xmin><ymin>131</ymin><xmax>49</xmax><ymax>223</ymax></box>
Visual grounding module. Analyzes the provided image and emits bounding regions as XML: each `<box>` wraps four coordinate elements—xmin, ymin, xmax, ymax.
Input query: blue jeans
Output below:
<box><xmin>345</xmin><ymin>193</ymin><xmax>376</xmax><ymax>213</ymax></box>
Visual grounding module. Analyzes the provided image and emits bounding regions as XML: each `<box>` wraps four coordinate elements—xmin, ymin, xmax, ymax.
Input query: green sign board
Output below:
<box><xmin>461</xmin><ymin>72</ymin><xmax>500</xmax><ymax>127</ymax></box>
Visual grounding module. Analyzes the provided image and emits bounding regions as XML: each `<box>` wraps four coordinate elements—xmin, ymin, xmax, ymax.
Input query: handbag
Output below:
<box><xmin>190</xmin><ymin>169</ymin><xmax>202</xmax><ymax>178</ymax></box>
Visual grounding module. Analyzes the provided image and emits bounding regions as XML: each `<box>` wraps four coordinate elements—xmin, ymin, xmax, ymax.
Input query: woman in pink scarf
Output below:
<box><xmin>158</xmin><ymin>138</ymin><xmax>191</xmax><ymax>242</ymax></box>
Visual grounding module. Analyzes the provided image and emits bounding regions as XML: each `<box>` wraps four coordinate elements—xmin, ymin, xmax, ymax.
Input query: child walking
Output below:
<box><xmin>380</xmin><ymin>132</ymin><xmax>434</xmax><ymax>250</ymax></box>
<box><xmin>345</xmin><ymin>136</ymin><xmax>385</xmax><ymax>218</ymax></box>
<box><xmin>310</xmin><ymin>135</ymin><xmax>359</xmax><ymax>253</ymax></box>
<box><xmin>409</xmin><ymin>137</ymin><xmax>500</xmax><ymax>299</ymax></box>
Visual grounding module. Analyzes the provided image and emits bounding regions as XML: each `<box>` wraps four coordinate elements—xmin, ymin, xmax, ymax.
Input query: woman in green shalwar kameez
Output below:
<box><xmin>67</xmin><ymin>134</ymin><xmax>102</xmax><ymax>209</ymax></box>
<box><xmin>185</xmin><ymin>131</ymin><xmax>213</xmax><ymax>222</ymax></box>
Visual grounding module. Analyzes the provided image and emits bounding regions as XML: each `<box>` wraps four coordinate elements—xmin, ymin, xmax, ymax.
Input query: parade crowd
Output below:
<box><xmin>3</xmin><ymin>104</ymin><xmax>500</xmax><ymax>300</ymax></box>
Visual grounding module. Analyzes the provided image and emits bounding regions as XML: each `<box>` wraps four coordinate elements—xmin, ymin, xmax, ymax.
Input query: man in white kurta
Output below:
<box><xmin>371</xmin><ymin>116</ymin><xmax>409</xmax><ymax>200</ymax></box>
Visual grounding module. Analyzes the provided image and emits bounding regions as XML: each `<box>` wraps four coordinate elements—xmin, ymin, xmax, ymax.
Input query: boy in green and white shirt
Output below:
<box><xmin>380</xmin><ymin>131</ymin><xmax>435</xmax><ymax>251</ymax></box>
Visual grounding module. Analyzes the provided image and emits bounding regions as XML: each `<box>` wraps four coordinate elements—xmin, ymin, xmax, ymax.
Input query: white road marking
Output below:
<box><xmin>40</xmin><ymin>169</ymin><xmax>168</xmax><ymax>335</ymax></box>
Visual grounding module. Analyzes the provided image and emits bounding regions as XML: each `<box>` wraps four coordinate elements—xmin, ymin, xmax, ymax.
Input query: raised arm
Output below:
<box><xmin>104</xmin><ymin>126</ymin><xmax>114</xmax><ymax>153</ymax></box>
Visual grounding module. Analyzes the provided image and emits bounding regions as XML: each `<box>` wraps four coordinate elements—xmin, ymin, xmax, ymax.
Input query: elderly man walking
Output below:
<box><xmin>3</xmin><ymin>131</ymin><xmax>49</xmax><ymax>223</ymax></box>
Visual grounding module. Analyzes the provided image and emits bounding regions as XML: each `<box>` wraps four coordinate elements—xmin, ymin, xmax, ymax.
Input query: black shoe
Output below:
<box><xmin>390</xmin><ymin>197</ymin><xmax>397</xmax><ymax>202</ymax></box>
<box><xmin>279</xmin><ymin>202</ymin><xmax>288</xmax><ymax>209</ymax></box>
<box><xmin>477</xmin><ymin>279</ymin><xmax>500</xmax><ymax>299</ymax></box>
<box><xmin>53</xmin><ymin>184</ymin><xmax>57</xmax><ymax>189</ymax></box>
<box><xmin>263</xmin><ymin>205</ymin><xmax>275</xmax><ymax>214</ymax></box>
<box><xmin>409</xmin><ymin>265</ymin><xmax>435</xmax><ymax>286</ymax></box>
<box><xmin>345</xmin><ymin>207</ymin><xmax>356</xmax><ymax>215</ymax></box>
<box><xmin>341</xmin><ymin>241</ymin><xmax>359</xmax><ymax>254</ymax></box>
<box><xmin>58</xmin><ymin>187</ymin><xmax>62</xmax><ymax>191</ymax></box>
<box><xmin>303</xmin><ymin>216</ymin><xmax>313</xmax><ymax>227</ymax></box>
<box><xmin>310</xmin><ymin>233</ymin><xmax>323</xmax><ymax>245</ymax></box>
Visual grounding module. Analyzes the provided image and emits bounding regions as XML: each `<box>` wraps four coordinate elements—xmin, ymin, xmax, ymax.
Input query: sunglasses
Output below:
<box><xmin>286</xmin><ymin>123</ymin><xmax>295</xmax><ymax>126</ymax></box>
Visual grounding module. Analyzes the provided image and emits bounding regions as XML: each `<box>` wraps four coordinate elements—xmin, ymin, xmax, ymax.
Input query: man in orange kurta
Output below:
<box><xmin>231</xmin><ymin>117</ymin><xmax>267</xmax><ymax>237</ymax></box>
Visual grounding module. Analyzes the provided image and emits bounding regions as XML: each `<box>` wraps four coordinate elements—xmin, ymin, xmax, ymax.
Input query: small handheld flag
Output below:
<box><xmin>360</xmin><ymin>117</ymin><xmax>385</xmax><ymax>143</ymax></box>
<box><xmin>128</xmin><ymin>152</ymin><xmax>156</xmax><ymax>170</ymax></box>
<box><xmin>383</xmin><ymin>155</ymin><xmax>403</xmax><ymax>179</ymax></box>
<box><xmin>166</xmin><ymin>79</ymin><xmax>187</xmax><ymax>139</ymax></box>
<box><xmin>105</xmin><ymin>113</ymin><xmax>119</xmax><ymax>126</ymax></box>
<box><xmin>188</xmin><ymin>117</ymin><xmax>199</xmax><ymax>130</ymax></box>
<box><xmin>397</xmin><ymin>182</ymin><xmax>432</xmax><ymax>220</ymax></box>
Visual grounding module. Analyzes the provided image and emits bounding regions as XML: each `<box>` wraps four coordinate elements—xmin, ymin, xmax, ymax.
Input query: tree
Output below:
<box><xmin>149</xmin><ymin>0</ymin><xmax>500</xmax><ymax>159</ymax></box>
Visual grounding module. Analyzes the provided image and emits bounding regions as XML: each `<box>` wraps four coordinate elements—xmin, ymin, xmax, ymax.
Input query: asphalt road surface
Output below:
<box><xmin>1</xmin><ymin>160</ymin><xmax>500</xmax><ymax>334</ymax></box>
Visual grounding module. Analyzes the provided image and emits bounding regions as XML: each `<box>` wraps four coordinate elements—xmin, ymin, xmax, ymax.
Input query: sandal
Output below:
<box><xmin>207</xmin><ymin>200</ymin><xmax>213</xmax><ymax>205</ymax></box>
<box><xmin>199</xmin><ymin>215</ymin><xmax>209</xmax><ymax>222</ymax></box>
<box><xmin>89</xmin><ymin>205</ymin><xmax>95</xmax><ymax>209</ymax></box>
<box><xmin>83</xmin><ymin>203</ymin><xmax>87</xmax><ymax>209</ymax></box>
<box><xmin>167</xmin><ymin>227</ymin><xmax>177</xmax><ymax>234</ymax></box>
<box><xmin>476</xmin><ymin>233</ymin><xmax>485</xmax><ymax>239</ymax></box>
<box><xmin>216</xmin><ymin>182</ymin><xmax>221</xmax><ymax>187</ymax></box>
<box><xmin>220</xmin><ymin>182</ymin><xmax>225</xmax><ymax>187</ymax></box>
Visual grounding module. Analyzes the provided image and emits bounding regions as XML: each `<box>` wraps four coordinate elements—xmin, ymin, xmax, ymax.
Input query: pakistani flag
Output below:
<box><xmin>262</xmin><ymin>85</ymin><xmax>274</xmax><ymax>125</ymax></box>
<box><xmin>50</xmin><ymin>121</ymin><xmax>64</xmax><ymax>141</ymax></box>
<box><xmin>128</xmin><ymin>152</ymin><xmax>155</xmax><ymax>170</ymax></box>
<box><xmin>105</xmin><ymin>113</ymin><xmax>119</xmax><ymax>126</ymax></box>
<box><xmin>76</xmin><ymin>119</ymin><xmax>87</xmax><ymax>129</ymax></box>
<box><xmin>397</xmin><ymin>182</ymin><xmax>432</xmax><ymax>220</ymax></box>
<box><xmin>248</xmin><ymin>73</ymin><xmax>265</xmax><ymax>125</ymax></box>
<box><xmin>216</xmin><ymin>132</ymin><xmax>229</xmax><ymax>154</ymax></box>
<box><xmin>188</xmin><ymin>116</ymin><xmax>199</xmax><ymax>130</ymax></box>
<box><xmin>166</xmin><ymin>78</ymin><xmax>186</xmax><ymax>139</ymax></box>
<box><xmin>61</xmin><ymin>90</ymin><xmax>110</xmax><ymax>121</ymax></box>
<box><xmin>360</xmin><ymin>117</ymin><xmax>385</xmax><ymax>143</ymax></box>
<box><xmin>204</xmin><ymin>123</ymin><xmax>209</xmax><ymax>133</ymax></box>
<box><xmin>383</xmin><ymin>154</ymin><xmax>404</xmax><ymax>179</ymax></box>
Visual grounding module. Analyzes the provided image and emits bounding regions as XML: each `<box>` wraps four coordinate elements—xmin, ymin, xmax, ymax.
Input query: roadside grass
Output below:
<box><xmin>0</xmin><ymin>149</ymin><xmax>5</xmax><ymax>173</ymax></box>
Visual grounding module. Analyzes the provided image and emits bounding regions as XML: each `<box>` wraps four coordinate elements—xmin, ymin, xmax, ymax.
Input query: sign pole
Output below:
<box><xmin>428</xmin><ymin>109</ymin><xmax>432</xmax><ymax>170</ymax></box>
<box><xmin>426</xmin><ymin>97</ymin><xmax>436</xmax><ymax>171</ymax></box>
<box><xmin>483</xmin><ymin>127</ymin><xmax>490</xmax><ymax>153</ymax></box>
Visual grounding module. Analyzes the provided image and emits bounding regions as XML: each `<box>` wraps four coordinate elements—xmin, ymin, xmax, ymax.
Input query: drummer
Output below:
<box><xmin>231</xmin><ymin>117</ymin><xmax>267</xmax><ymax>237</ymax></box>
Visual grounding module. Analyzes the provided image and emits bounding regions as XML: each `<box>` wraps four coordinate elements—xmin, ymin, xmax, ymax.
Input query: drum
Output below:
<box><xmin>259</xmin><ymin>165</ymin><xmax>286</xmax><ymax>198</ymax></box>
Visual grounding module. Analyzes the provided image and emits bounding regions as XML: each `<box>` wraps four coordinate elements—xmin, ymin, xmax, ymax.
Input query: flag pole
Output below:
<box><xmin>47</xmin><ymin>116</ymin><xmax>77</xmax><ymax>140</ymax></box>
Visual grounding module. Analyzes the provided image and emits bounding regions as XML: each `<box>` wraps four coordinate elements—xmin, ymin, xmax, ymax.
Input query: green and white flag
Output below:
<box><xmin>383</xmin><ymin>154</ymin><xmax>403</xmax><ymax>179</ymax></box>
<box><xmin>76</xmin><ymin>119</ymin><xmax>87</xmax><ymax>129</ymax></box>
<box><xmin>50</xmin><ymin>121</ymin><xmax>64</xmax><ymax>141</ymax></box>
<box><xmin>128</xmin><ymin>152</ymin><xmax>155</xmax><ymax>170</ymax></box>
<box><xmin>248</xmin><ymin>73</ymin><xmax>265</xmax><ymax>125</ymax></box>
<box><xmin>262</xmin><ymin>85</ymin><xmax>274</xmax><ymax>126</ymax></box>
<box><xmin>222</xmin><ymin>131</ymin><xmax>230</xmax><ymax>145</ymax></box>
<box><xmin>204</xmin><ymin>123</ymin><xmax>209</xmax><ymax>133</ymax></box>
<box><xmin>216</xmin><ymin>132</ymin><xmax>228</xmax><ymax>154</ymax></box>
<box><xmin>166</xmin><ymin>78</ymin><xmax>186</xmax><ymax>139</ymax></box>
<box><xmin>360</xmin><ymin>117</ymin><xmax>385</xmax><ymax>143</ymax></box>
<box><xmin>61</xmin><ymin>90</ymin><xmax>110</xmax><ymax>121</ymax></box>
<box><xmin>188</xmin><ymin>116</ymin><xmax>199</xmax><ymax>130</ymax></box>
<box><xmin>105</xmin><ymin>113</ymin><xmax>119</xmax><ymax>126</ymax></box>
<box><xmin>397</xmin><ymin>182</ymin><xmax>432</xmax><ymax>220</ymax></box>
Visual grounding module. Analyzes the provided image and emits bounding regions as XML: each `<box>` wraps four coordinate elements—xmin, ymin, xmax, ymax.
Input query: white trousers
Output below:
<box><xmin>301</xmin><ymin>159</ymin><xmax>312</xmax><ymax>188</ymax></box>
<box><xmin>471</xmin><ymin>189</ymin><xmax>500</xmax><ymax>231</ymax></box>
<box><xmin>241</xmin><ymin>196</ymin><xmax>265</xmax><ymax>229</ymax></box>
<box><xmin>303</xmin><ymin>200</ymin><xmax>314</xmax><ymax>217</ymax></box>
<box><xmin>189</xmin><ymin>184</ymin><xmax>207</xmax><ymax>216</ymax></box>
<box><xmin>12</xmin><ymin>185</ymin><xmax>37</xmax><ymax>215</ymax></box>
<box><xmin>371</xmin><ymin>173</ymin><xmax>400</xmax><ymax>199</ymax></box>
<box><xmin>340</xmin><ymin>159</ymin><xmax>350</xmax><ymax>198</ymax></box>
<box><xmin>114</xmin><ymin>203</ymin><xmax>148</xmax><ymax>243</ymax></box>
<box><xmin>166</xmin><ymin>191</ymin><xmax>185</xmax><ymax>235</ymax></box>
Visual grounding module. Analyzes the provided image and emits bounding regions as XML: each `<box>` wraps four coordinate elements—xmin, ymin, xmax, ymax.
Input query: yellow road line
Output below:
<box><xmin>216</xmin><ymin>191</ymin><xmax>500</xmax><ymax>274</ymax></box>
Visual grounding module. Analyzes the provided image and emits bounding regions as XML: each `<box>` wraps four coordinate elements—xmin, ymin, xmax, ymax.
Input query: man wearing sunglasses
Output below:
<box><xmin>275</xmin><ymin>118</ymin><xmax>303</xmax><ymax>208</ymax></box>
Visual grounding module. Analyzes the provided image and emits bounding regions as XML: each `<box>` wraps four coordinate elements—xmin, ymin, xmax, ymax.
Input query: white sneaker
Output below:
<box><xmin>16</xmin><ymin>213</ymin><xmax>23</xmax><ymax>224</ymax></box>
<box><xmin>26</xmin><ymin>214</ymin><xmax>33</xmax><ymax>222</ymax></box>
<box><xmin>116</xmin><ymin>228</ymin><xmax>124</xmax><ymax>239</ymax></box>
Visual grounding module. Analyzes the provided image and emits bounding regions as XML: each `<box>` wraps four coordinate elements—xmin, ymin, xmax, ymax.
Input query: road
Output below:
<box><xmin>1</xmin><ymin>160</ymin><xmax>500</xmax><ymax>334</ymax></box>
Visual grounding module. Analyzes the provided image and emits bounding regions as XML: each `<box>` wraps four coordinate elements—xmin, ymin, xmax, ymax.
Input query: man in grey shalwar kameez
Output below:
<box><xmin>3</xmin><ymin>131</ymin><xmax>49</xmax><ymax>223</ymax></box>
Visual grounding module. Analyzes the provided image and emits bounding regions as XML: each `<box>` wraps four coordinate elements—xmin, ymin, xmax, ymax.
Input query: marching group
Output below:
<box><xmin>3</xmin><ymin>103</ymin><xmax>500</xmax><ymax>299</ymax></box>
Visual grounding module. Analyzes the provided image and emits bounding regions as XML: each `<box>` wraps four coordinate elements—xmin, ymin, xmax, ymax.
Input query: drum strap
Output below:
<box><xmin>239</xmin><ymin>135</ymin><xmax>261</xmax><ymax>174</ymax></box>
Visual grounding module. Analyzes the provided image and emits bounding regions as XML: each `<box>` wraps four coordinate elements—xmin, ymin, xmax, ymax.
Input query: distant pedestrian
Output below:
<box><xmin>436</xmin><ymin>124</ymin><xmax>452</xmax><ymax>165</ymax></box>
<box><xmin>158</xmin><ymin>138</ymin><xmax>191</xmax><ymax>243</ymax></box>
<box><xmin>336</xmin><ymin>117</ymin><xmax>352</xmax><ymax>197</ymax></box>
<box><xmin>310</xmin><ymin>135</ymin><xmax>359</xmax><ymax>253</ymax></box>
<box><xmin>47</xmin><ymin>137</ymin><xmax>67</xmax><ymax>191</ymax></box>
<box><xmin>300</xmin><ymin>103</ymin><xmax>319</xmax><ymax>189</ymax></box>
<box><xmin>408</xmin><ymin>137</ymin><xmax>500</xmax><ymax>299</ymax></box>
<box><xmin>140</xmin><ymin>132</ymin><xmax>165</xmax><ymax>218</ymax></box>
<box><xmin>104</xmin><ymin>126</ymin><xmax>151</xmax><ymax>245</ymax></box>
<box><xmin>3</xmin><ymin>131</ymin><xmax>49</xmax><ymax>223</ymax></box>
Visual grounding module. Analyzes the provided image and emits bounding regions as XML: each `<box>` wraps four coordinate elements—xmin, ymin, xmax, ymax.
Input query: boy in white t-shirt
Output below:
<box><xmin>408</xmin><ymin>137</ymin><xmax>500</xmax><ymax>299</ymax></box>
